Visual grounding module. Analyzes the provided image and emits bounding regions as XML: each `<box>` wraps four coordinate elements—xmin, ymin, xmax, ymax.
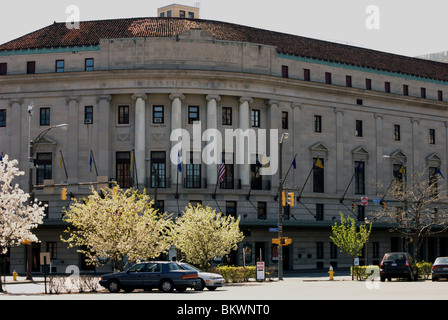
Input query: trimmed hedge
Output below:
<box><xmin>210</xmin><ymin>265</ymin><xmax>275</xmax><ymax>283</ymax></box>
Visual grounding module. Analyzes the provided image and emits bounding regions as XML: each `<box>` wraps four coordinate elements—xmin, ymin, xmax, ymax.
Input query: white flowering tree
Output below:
<box><xmin>0</xmin><ymin>155</ymin><xmax>46</xmax><ymax>292</ymax></box>
<box><xmin>171</xmin><ymin>204</ymin><xmax>244</xmax><ymax>270</ymax></box>
<box><xmin>61</xmin><ymin>186</ymin><xmax>174</xmax><ymax>271</ymax></box>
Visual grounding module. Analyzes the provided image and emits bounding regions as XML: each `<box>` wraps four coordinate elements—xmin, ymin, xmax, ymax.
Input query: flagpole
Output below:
<box><xmin>60</xmin><ymin>150</ymin><xmax>68</xmax><ymax>179</ymax></box>
<box><xmin>90</xmin><ymin>150</ymin><xmax>99</xmax><ymax>176</ymax></box>
<box><xmin>297</xmin><ymin>156</ymin><xmax>320</xmax><ymax>202</ymax></box>
<box><xmin>339</xmin><ymin>161</ymin><xmax>362</xmax><ymax>204</ymax></box>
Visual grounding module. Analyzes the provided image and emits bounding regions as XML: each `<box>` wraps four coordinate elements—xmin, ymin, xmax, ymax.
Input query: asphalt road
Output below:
<box><xmin>2</xmin><ymin>272</ymin><xmax>448</xmax><ymax>300</ymax></box>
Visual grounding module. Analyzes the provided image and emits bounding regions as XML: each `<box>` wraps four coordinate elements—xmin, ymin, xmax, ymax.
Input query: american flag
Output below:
<box><xmin>219</xmin><ymin>155</ymin><xmax>226</xmax><ymax>183</ymax></box>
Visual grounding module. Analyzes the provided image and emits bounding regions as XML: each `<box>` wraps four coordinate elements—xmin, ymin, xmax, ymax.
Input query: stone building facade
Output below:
<box><xmin>0</xmin><ymin>17</ymin><xmax>447</xmax><ymax>274</ymax></box>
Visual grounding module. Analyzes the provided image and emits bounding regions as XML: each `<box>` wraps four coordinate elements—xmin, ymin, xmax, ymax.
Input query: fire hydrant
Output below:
<box><xmin>12</xmin><ymin>270</ymin><xmax>18</xmax><ymax>281</ymax></box>
<box><xmin>328</xmin><ymin>266</ymin><xmax>334</xmax><ymax>281</ymax></box>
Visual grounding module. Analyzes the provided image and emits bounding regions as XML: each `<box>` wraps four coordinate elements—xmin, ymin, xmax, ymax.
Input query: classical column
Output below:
<box><xmin>132</xmin><ymin>94</ymin><xmax>148</xmax><ymax>190</ymax></box>
<box><xmin>374</xmin><ymin>113</ymin><xmax>384</xmax><ymax>187</ymax></box>
<box><xmin>170</xmin><ymin>93</ymin><xmax>185</xmax><ymax>187</ymax></box>
<box><xmin>97</xmin><ymin>95</ymin><xmax>112</xmax><ymax>177</ymax></box>
<box><xmin>206</xmin><ymin>95</ymin><xmax>221</xmax><ymax>185</ymax></box>
<box><xmin>66</xmin><ymin>96</ymin><xmax>81</xmax><ymax>184</ymax></box>
<box><xmin>335</xmin><ymin>108</ymin><xmax>344</xmax><ymax>193</ymax></box>
<box><xmin>239</xmin><ymin>96</ymin><xmax>252</xmax><ymax>187</ymax></box>
<box><xmin>266</xmin><ymin>100</ymin><xmax>280</xmax><ymax>187</ymax></box>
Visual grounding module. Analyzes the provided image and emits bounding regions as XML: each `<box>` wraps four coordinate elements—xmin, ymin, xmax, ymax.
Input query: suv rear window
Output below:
<box><xmin>384</xmin><ymin>253</ymin><xmax>406</xmax><ymax>262</ymax></box>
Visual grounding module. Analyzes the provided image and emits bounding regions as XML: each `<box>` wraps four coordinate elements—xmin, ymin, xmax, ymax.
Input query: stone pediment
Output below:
<box><xmin>352</xmin><ymin>146</ymin><xmax>369</xmax><ymax>161</ymax></box>
<box><xmin>309</xmin><ymin>142</ymin><xmax>329</xmax><ymax>153</ymax></box>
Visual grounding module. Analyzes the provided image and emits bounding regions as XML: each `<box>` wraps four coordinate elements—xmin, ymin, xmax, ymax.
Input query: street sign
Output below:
<box><xmin>361</xmin><ymin>196</ymin><xmax>368</xmax><ymax>206</ymax></box>
<box><xmin>372</xmin><ymin>198</ymin><xmax>381</xmax><ymax>203</ymax></box>
<box><xmin>269</xmin><ymin>228</ymin><xmax>279</xmax><ymax>232</ymax></box>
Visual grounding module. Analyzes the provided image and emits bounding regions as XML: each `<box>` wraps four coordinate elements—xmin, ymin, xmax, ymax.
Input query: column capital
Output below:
<box><xmin>169</xmin><ymin>93</ymin><xmax>185</xmax><ymax>101</ymax></box>
<box><xmin>66</xmin><ymin>96</ymin><xmax>82</xmax><ymax>105</ymax></box>
<box><xmin>266</xmin><ymin>99</ymin><xmax>280</xmax><ymax>107</ymax></box>
<box><xmin>239</xmin><ymin>96</ymin><xmax>253</xmax><ymax>104</ymax></box>
<box><xmin>8</xmin><ymin>98</ymin><xmax>24</xmax><ymax>107</ymax></box>
<box><xmin>206</xmin><ymin>94</ymin><xmax>221</xmax><ymax>102</ymax></box>
<box><xmin>96</xmin><ymin>95</ymin><xmax>112</xmax><ymax>103</ymax></box>
<box><xmin>132</xmin><ymin>93</ymin><xmax>148</xmax><ymax>101</ymax></box>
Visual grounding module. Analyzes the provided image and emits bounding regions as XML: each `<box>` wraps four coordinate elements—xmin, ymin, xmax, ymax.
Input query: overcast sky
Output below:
<box><xmin>1</xmin><ymin>0</ymin><xmax>447</xmax><ymax>57</ymax></box>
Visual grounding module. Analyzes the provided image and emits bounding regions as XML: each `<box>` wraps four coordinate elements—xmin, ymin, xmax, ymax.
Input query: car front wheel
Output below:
<box><xmin>107</xmin><ymin>279</ymin><xmax>121</xmax><ymax>293</ymax></box>
<box><xmin>194</xmin><ymin>279</ymin><xmax>205</xmax><ymax>291</ymax></box>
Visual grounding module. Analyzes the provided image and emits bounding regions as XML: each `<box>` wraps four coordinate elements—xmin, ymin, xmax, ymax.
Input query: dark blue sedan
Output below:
<box><xmin>99</xmin><ymin>261</ymin><xmax>198</xmax><ymax>293</ymax></box>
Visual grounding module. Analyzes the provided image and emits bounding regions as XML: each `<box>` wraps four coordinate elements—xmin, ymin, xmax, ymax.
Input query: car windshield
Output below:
<box><xmin>179</xmin><ymin>263</ymin><xmax>201</xmax><ymax>272</ymax></box>
<box><xmin>435</xmin><ymin>257</ymin><xmax>448</xmax><ymax>265</ymax></box>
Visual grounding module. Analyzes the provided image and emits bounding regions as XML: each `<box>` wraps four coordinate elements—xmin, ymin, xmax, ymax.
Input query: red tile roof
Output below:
<box><xmin>1</xmin><ymin>17</ymin><xmax>447</xmax><ymax>82</ymax></box>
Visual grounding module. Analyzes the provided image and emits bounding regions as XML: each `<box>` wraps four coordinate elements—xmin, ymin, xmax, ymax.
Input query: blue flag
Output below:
<box><xmin>89</xmin><ymin>152</ymin><xmax>93</xmax><ymax>172</ymax></box>
<box><xmin>436</xmin><ymin>168</ymin><xmax>445</xmax><ymax>179</ymax></box>
<box><xmin>177</xmin><ymin>152</ymin><xmax>182</xmax><ymax>173</ymax></box>
<box><xmin>292</xmin><ymin>157</ymin><xmax>296</xmax><ymax>169</ymax></box>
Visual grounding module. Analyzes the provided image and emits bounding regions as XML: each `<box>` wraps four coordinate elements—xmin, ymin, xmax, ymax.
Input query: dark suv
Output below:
<box><xmin>380</xmin><ymin>252</ymin><xmax>418</xmax><ymax>282</ymax></box>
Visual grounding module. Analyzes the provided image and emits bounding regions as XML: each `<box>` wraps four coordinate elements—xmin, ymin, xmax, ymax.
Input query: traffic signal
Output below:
<box><xmin>61</xmin><ymin>187</ymin><xmax>67</xmax><ymax>200</ymax></box>
<box><xmin>381</xmin><ymin>201</ymin><xmax>386</xmax><ymax>211</ymax></box>
<box><xmin>272</xmin><ymin>238</ymin><xmax>281</xmax><ymax>245</ymax></box>
<box><xmin>352</xmin><ymin>203</ymin><xmax>356</xmax><ymax>212</ymax></box>
<box><xmin>287</xmin><ymin>192</ymin><xmax>295</xmax><ymax>207</ymax></box>
<box><xmin>281</xmin><ymin>191</ymin><xmax>286</xmax><ymax>206</ymax></box>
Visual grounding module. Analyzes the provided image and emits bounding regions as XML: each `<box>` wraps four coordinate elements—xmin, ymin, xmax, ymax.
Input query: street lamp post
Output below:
<box><xmin>26</xmin><ymin>105</ymin><xmax>68</xmax><ymax>280</ymax></box>
<box><xmin>277</xmin><ymin>132</ymin><xmax>289</xmax><ymax>280</ymax></box>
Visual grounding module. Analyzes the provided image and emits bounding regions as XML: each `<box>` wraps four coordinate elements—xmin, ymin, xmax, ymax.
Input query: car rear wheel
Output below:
<box><xmin>107</xmin><ymin>279</ymin><xmax>121</xmax><ymax>293</ymax></box>
<box><xmin>160</xmin><ymin>279</ymin><xmax>174</xmax><ymax>293</ymax></box>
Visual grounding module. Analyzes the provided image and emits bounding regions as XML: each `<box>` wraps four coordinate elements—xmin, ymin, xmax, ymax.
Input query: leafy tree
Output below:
<box><xmin>62</xmin><ymin>185</ymin><xmax>173</xmax><ymax>271</ymax></box>
<box><xmin>330</xmin><ymin>213</ymin><xmax>371</xmax><ymax>279</ymax></box>
<box><xmin>171</xmin><ymin>204</ymin><xmax>244</xmax><ymax>270</ymax></box>
<box><xmin>0</xmin><ymin>155</ymin><xmax>46</xmax><ymax>292</ymax></box>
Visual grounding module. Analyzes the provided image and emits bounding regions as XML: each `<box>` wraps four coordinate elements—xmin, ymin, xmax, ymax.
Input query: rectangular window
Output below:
<box><xmin>40</xmin><ymin>108</ymin><xmax>50</xmax><ymax>126</ymax></box>
<box><xmin>316</xmin><ymin>204</ymin><xmax>324</xmax><ymax>221</ymax></box>
<box><xmin>151</xmin><ymin>151</ymin><xmax>166</xmax><ymax>188</ymax></box>
<box><xmin>313</xmin><ymin>158</ymin><xmax>324</xmax><ymax>193</ymax></box>
<box><xmin>0</xmin><ymin>109</ymin><xmax>6</xmax><ymax>127</ymax></box>
<box><xmin>36</xmin><ymin>153</ymin><xmax>52</xmax><ymax>185</ymax></box>
<box><xmin>304</xmin><ymin>68</ymin><xmax>311</xmax><ymax>81</ymax></box>
<box><xmin>393</xmin><ymin>163</ymin><xmax>406</xmax><ymax>185</ymax></box>
<box><xmin>116</xmin><ymin>152</ymin><xmax>131</xmax><ymax>188</ymax></box>
<box><xmin>222</xmin><ymin>107</ymin><xmax>232</xmax><ymax>126</ymax></box>
<box><xmin>167</xmin><ymin>10</ymin><xmax>172</xmax><ymax>17</ymax></box>
<box><xmin>281</xmin><ymin>111</ymin><xmax>288</xmax><ymax>129</ymax></box>
<box><xmin>47</xmin><ymin>242</ymin><xmax>57</xmax><ymax>259</ymax></box>
<box><xmin>429</xmin><ymin>167</ymin><xmax>438</xmax><ymax>197</ymax></box>
<box><xmin>226</xmin><ymin>201</ymin><xmax>237</xmax><ymax>218</ymax></box>
<box><xmin>118</xmin><ymin>106</ymin><xmax>129</xmax><ymax>124</ymax></box>
<box><xmin>385</xmin><ymin>82</ymin><xmax>391</xmax><ymax>93</ymax></box>
<box><xmin>325</xmin><ymin>72</ymin><xmax>332</xmax><ymax>84</ymax></box>
<box><xmin>438</xmin><ymin>90</ymin><xmax>443</xmax><ymax>101</ymax></box>
<box><xmin>394</xmin><ymin>124</ymin><xmax>401</xmax><ymax>141</ymax></box>
<box><xmin>257</xmin><ymin>202</ymin><xmax>267</xmax><ymax>220</ymax></box>
<box><xmin>186</xmin><ymin>152</ymin><xmax>201</xmax><ymax>188</ymax></box>
<box><xmin>250</xmin><ymin>155</ymin><xmax>263</xmax><ymax>190</ymax></box>
<box><xmin>429</xmin><ymin>129</ymin><xmax>436</xmax><ymax>145</ymax></box>
<box><xmin>55</xmin><ymin>60</ymin><xmax>64</xmax><ymax>73</ymax></box>
<box><xmin>188</xmin><ymin>11</ymin><xmax>195</xmax><ymax>18</ymax></box>
<box><xmin>85</xmin><ymin>58</ymin><xmax>94</xmax><ymax>71</ymax></box>
<box><xmin>220</xmin><ymin>152</ymin><xmax>235</xmax><ymax>189</ymax></box>
<box><xmin>251</xmin><ymin>109</ymin><xmax>260</xmax><ymax>127</ymax></box>
<box><xmin>330</xmin><ymin>242</ymin><xmax>338</xmax><ymax>259</ymax></box>
<box><xmin>188</xmin><ymin>106</ymin><xmax>199</xmax><ymax>124</ymax></box>
<box><xmin>153</xmin><ymin>105</ymin><xmax>164</xmax><ymax>124</ymax></box>
<box><xmin>346</xmin><ymin>75</ymin><xmax>352</xmax><ymax>87</ymax></box>
<box><xmin>281</xmin><ymin>65</ymin><xmax>289</xmax><ymax>78</ymax></box>
<box><xmin>84</xmin><ymin>106</ymin><xmax>93</xmax><ymax>124</ymax></box>
<box><xmin>403</xmin><ymin>85</ymin><xmax>409</xmax><ymax>96</ymax></box>
<box><xmin>0</xmin><ymin>63</ymin><xmax>7</xmax><ymax>76</ymax></box>
<box><xmin>316</xmin><ymin>242</ymin><xmax>324</xmax><ymax>259</ymax></box>
<box><xmin>27</xmin><ymin>61</ymin><xmax>36</xmax><ymax>74</ymax></box>
<box><xmin>365</xmin><ymin>79</ymin><xmax>372</xmax><ymax>90</ymax></box>
<box><xmin>179</xmin><ymin>10</ymin><xmax>186</xmax><ymax>18</ymax></box>
<box><xmin>355</xmin><ymin>120</ymin><xmax>363</xmax><ymax>137</ymax></box>
<box><xmin>421</xmin><ymin>87</ymin><xmax>426</xmax><ymax>98</ymax></box>
<box><xmin>314</xmin><ymin>115</ymin><xmax>322</xmax><ymax>133</ymax></box>
<box><xmin>355</xmin><ymin>161</ymin><xmax>365</xmax><ymax>195</ymax></box>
